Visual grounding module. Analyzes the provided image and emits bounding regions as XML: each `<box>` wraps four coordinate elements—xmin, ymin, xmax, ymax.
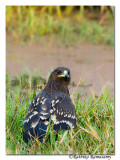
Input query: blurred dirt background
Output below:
<box><xmin>6</xmin><ymin>6</ymin><xmax>114</xmax><ymax>97</ymax></box>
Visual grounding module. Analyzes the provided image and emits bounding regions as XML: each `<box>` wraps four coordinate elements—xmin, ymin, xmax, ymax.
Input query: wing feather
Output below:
<box><xmin>50</xmin><ymin>92</ymin><xmax>76</xmax><ymax>131</ymax></box>
<box><xmin>24</xmin><ymin>91</ymin><xmax>51</xmax><ymax>131</ymax></box>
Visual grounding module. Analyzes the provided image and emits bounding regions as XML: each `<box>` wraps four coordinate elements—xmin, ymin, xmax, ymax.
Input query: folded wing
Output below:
<box><xmin>23</xmin><ymin>91</ymin><xmax>51</xmax><ymax>142</ymax></box>
<box><xmin>50</xmin><ymin>92</ymin><xmax>76</xmax><ymax>131</ymax></box>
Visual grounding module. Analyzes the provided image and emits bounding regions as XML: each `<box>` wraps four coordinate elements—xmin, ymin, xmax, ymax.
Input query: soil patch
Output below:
<box><xmin>6</xmin><ymin>37</ymin><xmax>114</xmax><ymax>97</ymax></box>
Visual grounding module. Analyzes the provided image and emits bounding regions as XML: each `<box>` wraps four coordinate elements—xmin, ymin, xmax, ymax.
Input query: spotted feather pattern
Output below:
<box><xmin>23</xmin><ymin>67</ymin><xmax>76</xmax><ymax>143</ymax></box>
<box><xmin>50</xmin><ymin>92</ymin><xmax>76</xmax><ymax>131</ymax></box>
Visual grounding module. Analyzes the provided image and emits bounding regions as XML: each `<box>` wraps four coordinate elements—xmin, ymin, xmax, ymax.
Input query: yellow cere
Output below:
<box><xmin>58</xmin><ymin>70</ymin><xmax>68</xmax><ymax>77</ymax></box>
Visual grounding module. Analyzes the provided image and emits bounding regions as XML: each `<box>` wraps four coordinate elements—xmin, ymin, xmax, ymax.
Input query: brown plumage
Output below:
<box><xmin>23</xmin><ymin>67</ymin><xmax>76</xmax><ymax>143</ymax></box>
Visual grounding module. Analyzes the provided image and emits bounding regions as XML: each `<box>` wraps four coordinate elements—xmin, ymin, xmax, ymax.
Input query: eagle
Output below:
<box><xmin>23</xmin><ymin>67</ymin><xmax>76</xmax><ymax>143</ymax></box>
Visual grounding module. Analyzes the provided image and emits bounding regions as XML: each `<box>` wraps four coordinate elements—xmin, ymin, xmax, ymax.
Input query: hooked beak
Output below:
<box><xmin>58</xmin><ymin>70</ymin><xmax>69</xmax><ymax>78</ymax></box>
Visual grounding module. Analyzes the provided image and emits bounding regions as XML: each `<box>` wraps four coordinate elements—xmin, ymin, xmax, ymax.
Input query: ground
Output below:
<box><xmin>6</xmin><ymin>36</ymin><xmax>114</xmax><ymax>155</ymax></box>
<box><xmin>6</xmin><ymin>36</ymin><xmax>114</xmax><ymax>97</ymax></box>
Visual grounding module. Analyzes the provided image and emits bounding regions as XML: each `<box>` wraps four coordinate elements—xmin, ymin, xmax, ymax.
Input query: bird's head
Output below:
<box><xmin>49</xmin><ymin>67</ymin><xmax>71</xmax><ymax>85</ymax></box>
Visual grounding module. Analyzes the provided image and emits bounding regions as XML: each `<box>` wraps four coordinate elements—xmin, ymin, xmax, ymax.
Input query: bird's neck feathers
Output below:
<box><xmin>44</xmin><ymin>79</ymin><xmax>69</xmax><ymax>96</ymax></box>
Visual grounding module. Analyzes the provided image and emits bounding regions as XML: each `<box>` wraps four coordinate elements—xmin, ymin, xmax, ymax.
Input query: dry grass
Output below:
<box><xmin>6</xmin><ymin>6</ymin><xmax>114</xmax><ymax>47</ymax></box>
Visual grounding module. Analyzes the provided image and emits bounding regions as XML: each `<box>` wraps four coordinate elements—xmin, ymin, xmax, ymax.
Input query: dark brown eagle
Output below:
<box><xmin>23</xmin><ymin>67</ymin><xmax>76</xmax><ymax>142</ymax></box>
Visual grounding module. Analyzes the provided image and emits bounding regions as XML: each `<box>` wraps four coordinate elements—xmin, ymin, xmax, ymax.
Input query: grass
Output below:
<box><xmin>6</xmin><ymin>6</ymin><xmax>114</xmax><ymax>48</ymax></box>
<box><xmin>6</xmin><ymin>72</ymin><xmax>114</xmax><ymax>154</ymax></box>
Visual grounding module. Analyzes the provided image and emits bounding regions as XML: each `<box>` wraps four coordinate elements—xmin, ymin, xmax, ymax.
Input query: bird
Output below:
<box><xmin>23</xmin><ymin>67</ymin><xmax>76</xmax><ymax>143</ymax></box>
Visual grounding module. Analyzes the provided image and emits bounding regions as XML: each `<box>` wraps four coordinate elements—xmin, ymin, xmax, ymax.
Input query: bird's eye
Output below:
<box><xmin>55</xmin><ymin>70</ymin><xmax>61</xmax><ymax>74</ymax></box>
